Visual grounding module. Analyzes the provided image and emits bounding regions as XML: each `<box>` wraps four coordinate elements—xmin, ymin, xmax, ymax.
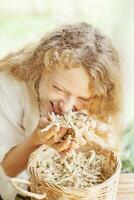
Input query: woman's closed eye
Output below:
<box><xmin>52</xmin><ymin>85</ymin><xmax>65</xmax><ymax>93</ymax></box>
<box><xmin>78</xmin><ymin>97</ymin><xmax>90</xmax><ymax>103</ymax></box>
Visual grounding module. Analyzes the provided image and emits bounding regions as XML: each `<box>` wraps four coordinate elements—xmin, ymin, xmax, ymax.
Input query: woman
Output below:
<box><xmin>0</xmin><ymin>23</ymin><xmax>122</xmax><ymax>200</ymax></box>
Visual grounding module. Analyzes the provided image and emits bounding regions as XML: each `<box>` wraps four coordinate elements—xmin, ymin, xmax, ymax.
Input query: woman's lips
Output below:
<box><xmin>50</xmin><ymin>101</ymin><xmax>56</xmax><ymax>113</ymax></box>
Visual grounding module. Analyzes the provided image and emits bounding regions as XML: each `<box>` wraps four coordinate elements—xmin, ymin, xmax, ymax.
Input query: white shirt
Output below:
<box><xmin>0</xmin><ymin>71</ymin><xmax>40</xmax><ymax>200</ymax></box>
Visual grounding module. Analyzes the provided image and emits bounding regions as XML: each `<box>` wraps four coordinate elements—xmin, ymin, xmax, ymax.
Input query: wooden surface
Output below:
<box><xmin>117</xmin><ymin>173</ymin><xmax>134</xmax><ymax>200</ymax></box>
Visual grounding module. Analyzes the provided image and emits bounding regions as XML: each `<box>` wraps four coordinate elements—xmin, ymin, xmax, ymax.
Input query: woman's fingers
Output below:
<box><xmin>46</xmin><ymin>128</ymin><xmax>68</xmax><ymax>146</ymax></box>
<box><xmin>58</xmin><ymin>141</ymin><xmax>79</xmax><ymax>158</ymax></box>
<box><xmin>58</xmin><ymin>149</ymin><xmax>73</xmax><ymax>158</ymax></box>
<box><xmin>39</xmin><ymin>126</ymin><xmax>59</xmax><ymax>142</ymax></box>
<box><xmin>55</xmin><ymin>128</ymin><xmax>68</xmax><ymax>141</ymax></box>
<box><xmin>38</xmin><ymin>117</ymin><xmax>50</xmax><ymax>129</ymax></box>
<box><xmin>53</xmin><ymin>139</ymin><xmax>71</xmax><ymax>152</ymax></box>
<box><xmin>69</xmin><ymin>140</ymin><xmax>79</xmax><ymax>149</ymax></box>
<box><xmin>57</xmin><ymin>140</ymin><xmax>79</xmax><ymax>158</ymax></box>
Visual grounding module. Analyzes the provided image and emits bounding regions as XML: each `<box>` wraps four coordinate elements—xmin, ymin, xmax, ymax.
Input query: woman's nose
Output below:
<box><xmin>58</xmin><ymin>96</ymin><xmax>76</xmax><ymax>113</ymax></box>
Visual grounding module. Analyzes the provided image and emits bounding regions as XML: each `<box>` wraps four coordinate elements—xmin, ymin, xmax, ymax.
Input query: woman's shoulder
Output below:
<box><xmin>0</xmin><ymin>71</ymin><xmax>24</xmax><ymax>95</ymax></box>
<box><xmin>0</xmin><ymin>71</ymin><xmax>27</xmax><ymax>113</ymax></box>
<box><xmin>0</xmin><ymin>71</ymin><xmax>22</xmax><ymax>84</ymax></box>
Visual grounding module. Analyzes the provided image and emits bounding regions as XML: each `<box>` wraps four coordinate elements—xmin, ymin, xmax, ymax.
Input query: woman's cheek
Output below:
<box><xmin>48</xmin><ymin>91</ymin><xmax>64</xmax><ymax>100</ymax></box>
<box><xmin>76</xmin><ymin>101</ymin><xmax>89</xmax><ymax>110</ymax></box>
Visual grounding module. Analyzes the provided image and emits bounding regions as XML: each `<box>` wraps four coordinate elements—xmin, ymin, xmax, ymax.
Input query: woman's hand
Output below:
<box><xmin>31</xmin><ymin>117</ymin><xmax>80</xmax><ymax>156</ymax></box>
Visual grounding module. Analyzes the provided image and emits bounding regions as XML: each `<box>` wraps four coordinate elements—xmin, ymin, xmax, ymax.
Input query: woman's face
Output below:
<box><xmin>39</xmin><ymin>66</ymin><xmax>92</xmax><ymax>117</ymax></box>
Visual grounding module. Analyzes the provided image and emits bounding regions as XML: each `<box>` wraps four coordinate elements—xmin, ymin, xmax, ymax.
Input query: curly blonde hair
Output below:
<box><xmin>0</xmin><ymin>23</ymin><xmax>122</xmax><ymax>122</ymax></box>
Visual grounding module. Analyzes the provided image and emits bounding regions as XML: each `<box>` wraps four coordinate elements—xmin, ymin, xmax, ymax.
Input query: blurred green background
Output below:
<box><xmin>0</xmin><ymin>0</ymin><xmax>134</xmax><ymax>172</ymax></box>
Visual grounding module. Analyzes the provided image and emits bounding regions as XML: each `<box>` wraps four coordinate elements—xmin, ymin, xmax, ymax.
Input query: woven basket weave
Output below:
<box><xmin>11</xmin><ymin>142</ymin><xmax>121</xmax><ymax>200</ymax></box>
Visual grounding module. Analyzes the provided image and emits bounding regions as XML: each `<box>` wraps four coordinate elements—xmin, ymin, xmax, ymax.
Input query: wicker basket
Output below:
<box><xmin>11</xmin><ymin>142</ymin><xmax>121</xmax><ymax>200</ymax></box>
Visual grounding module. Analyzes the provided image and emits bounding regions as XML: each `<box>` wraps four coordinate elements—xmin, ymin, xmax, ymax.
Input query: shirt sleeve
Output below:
<box><xmin>0</xmin><ymin>72</ymin><xmax>25</xmax><ymax>161</ymax></box>
<box><xmin>0</xmin><ymin>72</ymin><xmax>26</xmax><ymax>200</ymax></box>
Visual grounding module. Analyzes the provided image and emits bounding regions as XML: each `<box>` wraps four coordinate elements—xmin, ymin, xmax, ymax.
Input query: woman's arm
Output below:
<box><xmin>1</xmin><ymin>133</ymin><xmax>38</xmax><ymax>177</ymax></box>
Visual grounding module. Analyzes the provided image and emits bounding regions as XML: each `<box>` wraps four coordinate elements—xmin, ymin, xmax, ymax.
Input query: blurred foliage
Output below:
<box><xmin>121</xmin><ymin>123</ymin><xmax>134</xmax><ymax>172</ymax></box>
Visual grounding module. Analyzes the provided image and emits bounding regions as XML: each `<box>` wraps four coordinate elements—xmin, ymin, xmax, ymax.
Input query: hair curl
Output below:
<box><xmin>0</xmin><ymin>22</ymin><xmax>122</xmax><ymax>122</ymax></box>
